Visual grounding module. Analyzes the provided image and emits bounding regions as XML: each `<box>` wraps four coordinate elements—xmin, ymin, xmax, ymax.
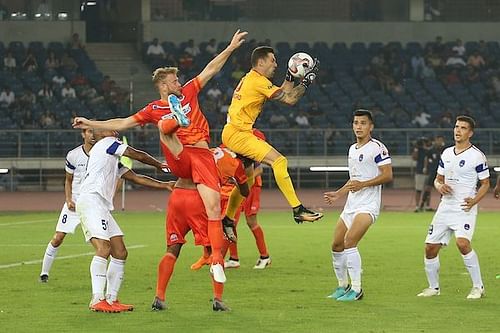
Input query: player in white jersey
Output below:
<box><xmin>324</xmin><ymin>109</ymin><xmax>393</xmax><ymax>301</ymax></box>
<box><xmin>39</xmin><ymin>129</ymin><xmax>95</xmax><ymax>283</ymax></box>
<box><xmin>77</xmin><ymin>128</ymin><xmax>170</xmax><ymax>313</ymax></box>
<box><xmin>417</xmin><ymin>116</ymin><xmax>490</xmax><ymax>300</ymax></box>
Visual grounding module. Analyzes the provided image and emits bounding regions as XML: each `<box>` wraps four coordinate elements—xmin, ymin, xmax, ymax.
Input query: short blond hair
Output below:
<box><xmin>152</xmin><ymin>67</ymin><xmax>179</xmax><ymax>85</ymax></box>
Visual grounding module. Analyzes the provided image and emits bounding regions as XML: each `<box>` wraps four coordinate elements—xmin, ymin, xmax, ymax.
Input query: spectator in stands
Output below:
<box><xmin>184</xmin><ymin>39</ymin><xmax>200</xmax><ymax>57</ymax></box>
<box><xmin>477</xmin><ymin>40</ymin><xmax>490</xmax><ymax>62</ymax></box>
<box><xmin>465</xmin><ymin>65</ymin><xmax>480</xmax><ymax>84</ymax></box>
<box><xmin>445</xmin><ymin>50</ymin><xmax>466</xmax><ymax>68</ymax></box>
<box><xmin>178</xmin><ymin>51</ymin><xmax>194</xmax><ymax>71</ymax></box>
<box><xmin>69</xmin><ymin>33</ymin><xmax>85</xmax><ymax>50</ymax></box>
<box><xmin>433</xmin><ymin>36</ymin><xmax>445</xmax><ymax>56</ymax></box>
<box><xmin>36</xmin><ymin>0</ymin><xmax>51</xmax><ymax>19</ymax></box>
<box><xmin>270</xmin><ymin>113</ymin><xmax>289</xmax><ymax>128</ymax></box>
<box><xmin>411</xmin><ymin>53</ymin><xmax>426</xmax><ymax>78</ymax></box>
<box><xmin>45</xmin><ymin>51</ymin><xmax>60</xmax><ymax>71</ymax></box>
<box><xmin>231</xmin><ymin>62</ymin><xmax>245</xmax><ymax>81</ymax></box>
<box><xmin>70</xmin><ymin>72</ymin><xmax>88</xmax><ymax>86</ymax></box>
<box><xmin>421</xmin><ymin>60</ymin><xmax>436</xmax><ymax>79</ymax></box>
<box><xmin>38</xmin><ymin>83</ymin><xmax>54</xmax><ymax>101</ymax></box>
<box><xmin>3</xmin><ymin>51</ymin><xmax>16</xmax><ymax>71</ymax></box>
<box><xmin>40</xmin><ymin>110</ymin><xmax>56</xmax><ymax>128</ymax></box>
<box><xmin>79</xmin><ymin>84</ymin><xmax>104</xmax><ymax>105</ymax></box>
<box><xmin>219</xmin><ymin>94</ymin><xmax>230</xmax><ymax>114</ymax></box>
<box><xmin>52</xmin><ymin>72</ymin><xmax>66</xmax><ymax>87</ymax></box>
<box><xmin>444</xmin><ymin>68</ymin><xmax>461</xmax><ymax>85</ymax></box>
<box><xmin>0</xmin><ymin>87</ymin><xmax>15</xmax><ymax>108</ymax></box>
<box><xmin>309</xmin><ymin>101</ymin><xmax>323</xmax><ymax>116</ymax></box>
<box><xmin>412</xmin><ymin>109</ymin><xmax>431</xmax><ymax>127</ymax></box>
<box><xmin>411</xmin><ymin>136</ymin><xmax>430</xmax><ymax>212</ymax></box>
<box><xmin>61</xmin><ymin>51</ymin><xmax>78</xmax><ymax>71</ymax></box>
<box><xmin>21</xmin><ymin>110</ymin><xmax>34</xmax><ymax>128</ymax></box>
<box><xmin>295</xmin><ymin>111</ymin><xmax>310</xmax><ymax>127</ymax></box>
<box><xmin>438</xmin><ymin>111</ymin><xmax>453</xmax><ymax>128</ymax></box>
<box><xmin>18</xmin><ymin>89</ymin><xmax>36</xmax><ymax>109</ymax></box>
<box><xmin>61</xmin><ymin>82</ymin><xmax>76</xmax><ymax>99</ymax></box>
<box><xmin>146</xmin><ymin>38</ymin><xmax>166</xmax><ymax>69</ymax></box>
<box><xmin>467</xmin><ymin>51</ymin><xmax>485</xmax><ymax>69</ymax></box>
<box><xmin>22</xmin><ymin>51</ymin><xmax>38</xmax><ymax>72</ymax></box>
<box><xmin>206</xmin><ymin>38</ymin><xmax>217</xmax><ymax>56</ymax></box>
<box><xmin>425</xmin><ymin>49</ymin><xmax>444</xmax><ymax>74</ymax></box>
<box><xmin>452</xmin><ymin>39</ymin><xmax>466</xmax><ymax>57</ymax></box>
<box><xmin>206</xmin><ymin>84</ymin><xmax>222</xmax><ymax>101</ymax></box>
<box><xmin>151</xmin><ymin>8</ymin><xmax>165</xmax><ymax>21</ymax></box>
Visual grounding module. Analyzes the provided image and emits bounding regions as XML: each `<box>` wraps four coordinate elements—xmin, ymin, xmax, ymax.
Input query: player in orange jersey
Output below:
<box><xmin>153</xmin><ymin>136</ymin><xmax>249</xmax><ymax>312</ymax></box>
<box><xmin>73</xmin><ymin>30</ymin><xmax>248</xmax><ymax>285</ymax></box>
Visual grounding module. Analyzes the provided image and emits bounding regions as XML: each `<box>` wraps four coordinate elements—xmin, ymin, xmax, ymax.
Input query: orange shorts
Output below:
<box><xmin>221</xmin><ymin>195</ymin><xmax>242</xmax><ymax>226</ymax></box>
<box><xmin>243</xmin><ymin>185</ymin><xmax>261</xmax><ymax>217</ymax></box>
<box><xmin>166</xmin><ymin>188</ymin><xmax>209</xmax><ymax>247</ymax></box>
<box><xmin>161</xmin><ymin>143</ymin><xmax>221</xmax><ymax>192</ymax></box>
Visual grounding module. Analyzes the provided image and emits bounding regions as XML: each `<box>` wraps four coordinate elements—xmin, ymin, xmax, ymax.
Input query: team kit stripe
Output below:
<box><xmin>106</xmin><ymin>141</ymin><xmax>121</xmax><ymax>155</ymax></box>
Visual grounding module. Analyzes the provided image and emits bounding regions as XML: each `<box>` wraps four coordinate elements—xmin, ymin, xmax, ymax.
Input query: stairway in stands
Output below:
<box><xmin>85</xmin><ymin>43</ymin><xmax>157</xmax><ymax>111</ymax></box>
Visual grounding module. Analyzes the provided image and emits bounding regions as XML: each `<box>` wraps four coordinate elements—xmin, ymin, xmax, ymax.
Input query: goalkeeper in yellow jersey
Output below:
<box><xmin>221</xmin><ymin>46</ymin><xmax>322</xmax><ymax>224</ymax></box>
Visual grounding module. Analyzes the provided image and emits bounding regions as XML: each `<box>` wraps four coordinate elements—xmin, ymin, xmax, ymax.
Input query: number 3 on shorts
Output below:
<box><xmin>101</xmin><ymin>219</ymin><xmax>108</xmax><ymax>231</ymax></box>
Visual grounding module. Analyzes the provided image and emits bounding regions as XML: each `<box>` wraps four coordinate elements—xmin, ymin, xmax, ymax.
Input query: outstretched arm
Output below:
<box><xmin>123</xmin><ymin>146</ymin><xmax>163</xmax><ymax>170</ymax></box>
<box><xmin>272</xmin><ymin>58</ymin><xmax>319</xmax><ymax>106</ymax></box>
<box><xmin>121</xmin><ymin>170</ymin><xmax>174</xmax><ymax>191</ymax></box>
<box><xmin>197</xmin><ymin>29</ymin><xmax>248</xmax><ymax>88</ymax></box>
<box><xmin>72</xmin><ymin>115</ymin><xmax>138</xmax><ymax>130</ymax></box>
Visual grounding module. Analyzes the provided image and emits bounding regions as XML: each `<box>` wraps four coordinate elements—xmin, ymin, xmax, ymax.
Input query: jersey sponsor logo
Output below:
<box><xmin>459</xmin><ymin>159</ymin><xmax>465</xmax><ymax>167</ymax></box>
<box><xmin>169</xmin><ymin>233</ymin><xmax>178</xmax><ymax>242</ymax></box>
<box><xmin>358</xmin><ymin>154</ymin><xmax>364</xmax><ymax>162</ymax></box>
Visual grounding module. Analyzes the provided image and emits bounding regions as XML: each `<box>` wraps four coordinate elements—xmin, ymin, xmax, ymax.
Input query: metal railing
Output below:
<box><xmin>1</xmin><ymin>127</ymin><xmax>500</xmax><ymax>158</ymax></box>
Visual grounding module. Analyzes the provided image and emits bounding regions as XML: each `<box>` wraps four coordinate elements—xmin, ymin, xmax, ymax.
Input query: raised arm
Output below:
<box><xmin>121</xmin><ymin>170</ymin><xmax>174</xmax><ymax>191</ymax></box>
<box><xmin>122</xmin><ymin>146</ymin><xmax>163</xmax><ymax>170</ymax></box>
<box><xmin>197</xmin><ymin>29</ymin><xmax>248</xmax><ymax>88</ymax></box>
<box><xmin>72</xmin><ymin>115</ymin><xmax>138</xmax><ymax>131</ymax></box>
<box><xmin>272</xmin><ymin>58</ymin><xmax>319</xmax><ymax>106</ymax></box>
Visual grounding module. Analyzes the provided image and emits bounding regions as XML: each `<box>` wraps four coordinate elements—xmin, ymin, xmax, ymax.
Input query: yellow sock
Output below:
<box><xmin>225</xmin><ymin>175</ymin><xmax>255</xmax><ymax>220</ymax></box>
<box><xmin>271</xmin><ymin>156</ymin><xmax>301</xmax><ymax>208</ymax></box>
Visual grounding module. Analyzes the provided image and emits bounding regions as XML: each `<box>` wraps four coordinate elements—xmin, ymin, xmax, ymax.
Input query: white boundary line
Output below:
<box><xmin>0</xmin><ymin>244</ymin><xmax>146</xmax><ymax>269</ymax></box>
<box><xmin>0</xmin><ymin>219</ymin><xmax>54</xmax><ymax>227</ymax></box>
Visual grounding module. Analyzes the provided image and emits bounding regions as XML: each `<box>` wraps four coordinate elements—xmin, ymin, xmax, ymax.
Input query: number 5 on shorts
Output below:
<box><xmin>101</xmin><ymin>219</ymin><xmax>108</xmax><ymax>230</ymax></box>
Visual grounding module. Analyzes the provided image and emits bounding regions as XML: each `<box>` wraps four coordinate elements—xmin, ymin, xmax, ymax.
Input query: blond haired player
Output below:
<box><xmin>222</xmin><ymin>46</ymin><xmax>322</xmax><ymax>225</ymax></box>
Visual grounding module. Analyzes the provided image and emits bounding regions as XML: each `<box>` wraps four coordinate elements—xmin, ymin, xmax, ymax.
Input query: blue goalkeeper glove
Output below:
<box><xmin>300</xmin><ymin>58</ymin><xmax>320</xmax><ymax>88</ymax></box>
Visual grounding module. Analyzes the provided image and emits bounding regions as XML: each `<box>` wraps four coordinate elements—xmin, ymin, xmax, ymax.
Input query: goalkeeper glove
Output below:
<box><xmin>300</xmin><ymin>58</ymin><xmax>320</xmax><ymax>88</ymax></box>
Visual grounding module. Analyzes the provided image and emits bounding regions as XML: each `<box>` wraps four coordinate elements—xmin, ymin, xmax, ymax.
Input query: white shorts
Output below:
<box><xmin>424</xmin><ymin>210</ymin><xmax>477</xmax><ymax>245</ymax></box>
<box><xmin>415</xmin><ymin>174</ymin><xmax>427</xmax><ymax>191</ymax></box>
<box><xmin>55</xmin><ymin>203</ymin><xmax>81</xmax><ymax>234</ymax></box>
<box><xmin>76</xmin><ymin>193</ymin><xmax>123</xmax><ymax>243</ymax></box>
<box><xmin>340</xmin><ymin>210</ymin><xmax>377</xmax><ymax>230</ymax></box>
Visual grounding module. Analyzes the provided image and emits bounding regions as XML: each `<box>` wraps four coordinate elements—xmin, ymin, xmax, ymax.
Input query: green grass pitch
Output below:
<box><xmin>1</xmin><ymin>210</ymin><xmax>500</xmax><ymax>332</ymax></box>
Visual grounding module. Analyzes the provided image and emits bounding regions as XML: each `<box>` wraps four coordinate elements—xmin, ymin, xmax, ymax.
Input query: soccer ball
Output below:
<box><xmin>287</xmin><ymin>52</ymin><xmax>314</xmax><ymax>78</ymax></box>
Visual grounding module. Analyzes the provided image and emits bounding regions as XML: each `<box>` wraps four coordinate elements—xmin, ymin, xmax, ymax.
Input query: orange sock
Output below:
<box><xmin>221</xmin><ymin>239</ymin><xmax>230</xmax><ymax>258</ymax></box>
<box><xmin>228</xmin><ymin>242</ymin><xmax>239</xmax><ymax>260</ymax></box>
<box><xmin>208</xmin><ymin>220</ymin><xmax>224</xmax><ymax>264</ymax></box>
<box><xmin>155</xmin><ymin>253</ymin><xmax>177</xmax><ymax>301</ymax></box>
<box><xmin>158</xmin><ymin>118</ymin><xmax>179</xmax><ymax>135</ymax></box>
<box><xmin>251</xmin><ymin>225</ymin><xmax>268</xmax><ymax>257</ymax></box>
<box><xmin>212</xmin><ymin>278</ymin><xmax>224</xmax><ymax>300</ymax></box>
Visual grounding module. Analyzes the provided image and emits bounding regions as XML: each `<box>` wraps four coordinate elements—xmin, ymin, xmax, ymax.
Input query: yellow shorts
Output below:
<box><xmin>222</xmin><ymin>124</ymin><xmax>273</xmax><ymax>162</ymax></box>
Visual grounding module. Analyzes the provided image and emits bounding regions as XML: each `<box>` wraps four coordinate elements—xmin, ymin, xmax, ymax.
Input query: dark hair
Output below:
<box><xmin>456</xmin><ymin>115</ymin><xmax>475</xmax><ymax>130</ymax></box>
<box><xmin>353</xmin><ymin>109</ymin><xmax>374</xmax><ymax>123</ymax></box>
<box><xmin>251</xmin><ymin>46</ymin><xmax>275</xmax><ymax>67</ymax></box>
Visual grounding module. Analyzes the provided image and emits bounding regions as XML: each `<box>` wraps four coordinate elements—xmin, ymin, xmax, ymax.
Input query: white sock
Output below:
<box><xmin>106</xmin><ymin>256</ymin><xmax>126</xmax><ymax>303</ymax></box>
<box><xmin>345</xmin><ymin>247</ymin><xmax>362</xmax><ymax>293</ymax></box>
<box><xmin>40</xmin><ymin>243</ymin><xmax>59</xmax><ymax>276</ymax></box>
<box><xmin>90</xmin><ymin>256</ymin><xmax>108</xmax><ymax>304</ymax></box>
<box><xmin>462</xmin><ymin>250</ymin><xmax>483</xmax><ymax>289</ymax></box>
<box><xmin>331</xmin><ymin>250</ymin><xmax>348</xmax><ymax>288</ymax></box>
<box><xmin>424</xmin><ymin>256</ymin><xmax>440</xmax><ymax>289</ymax></box>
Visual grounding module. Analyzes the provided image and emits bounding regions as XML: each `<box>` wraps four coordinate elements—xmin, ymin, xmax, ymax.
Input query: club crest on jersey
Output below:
<box><xmin>464</xmin><ymin>224</ymin><xmax>470</xmax><ymax>230</ymax></box>
<box><xmin>459</xmin><ymin>160</ymin><xmax>465</xmax><ymax>167</ymax></box>
<box><xmin>358</xmin><ymin>154</ymin><xmax>364</xmax><ymax>162</ymax></box>
<box><xmin>169</xmin><ymin>233</ymin><xmax>178</xmax><ymax>242</ymax></box>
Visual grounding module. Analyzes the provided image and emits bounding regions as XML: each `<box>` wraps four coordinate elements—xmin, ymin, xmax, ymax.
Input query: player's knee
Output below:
<box><xmin>113</xmin><ymin>248</ymin><xmax>128</xmax><ymax>260</ymax></box>
<box><xmin>51</xmin><ymin>233</ymin><xmax>65</xmax><ymax>247</ymax></box>
<box><xmin>167</xmin><ymin>244</ymin><xmax>182</xmax><ymax>258</ymax></box>
<box><xmin>455</xmin><ymin>239</ymin><xmax>471</xmax><ymax>255</ymax></box>
<box><xmin>331</xmin><ymin>242</ymin><xmax>344</xmax><ymax>252</ymax></box>
<box><xmin>271</xmin><ymin>156</ymin><xmax>288</xmax><ymax>174</ymax></box>
<box><xmin>343</xmin><ymin>238</ymin><xmax>358</xmax><ymax>249</ymax></box>
<box><xmin>424</xmin><ymin>243</ymin><xmax>440</xmax><ymax>258</ymax></box>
